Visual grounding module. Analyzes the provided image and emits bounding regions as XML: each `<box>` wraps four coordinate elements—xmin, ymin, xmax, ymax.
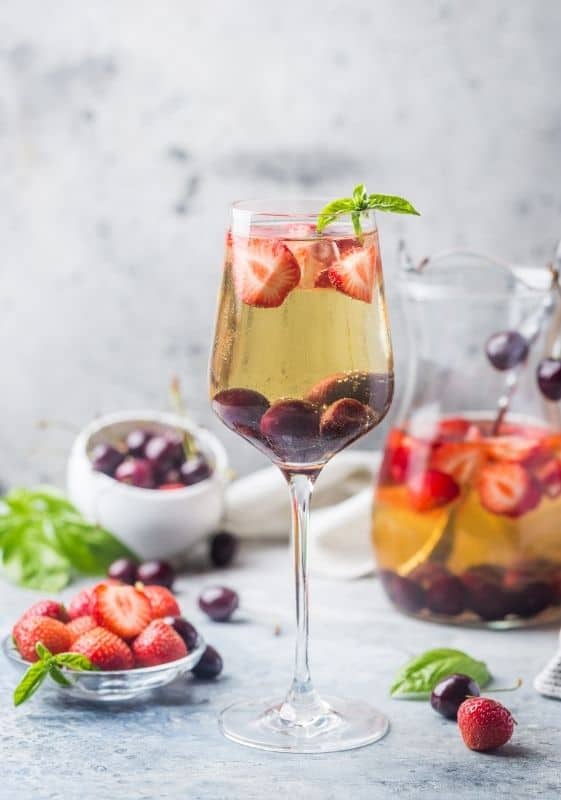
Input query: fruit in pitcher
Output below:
<box><xmin>461</xmin><ymin>568</ymin><xmax>510</xmax><ymax>620</ymax></box>
<box><xmin>232</xmin><ymin>237</ymin><xmax>301</xmax><ymax>308</ymax></box>
<box><xmin>13</xmin><ymin>617</ymin><xmax>71</xmax><ymax>663</ymax></box>
<box><xmin>407</xmin><ymin>469</ymin><xmax>460</xmax><ymax>511</ymax></box>
<box><xmin>537</xmin><ymin>358</ymin><xmax>561</xmax><ymax>401</ymax></box>
<box><xmin>132</xmin><ymin>619</ymin><xmax>187</xmax><ymax>667</ymax></box>
<box><xmin>92</xmin><ymin>584</ymin><xmax>152</xmax><ymax>639</ymax></box>
<box><xmin>72</xmin><ymin>627</ymin><xmax>134</xmax><ymax>671</ymax></box>
<box><xmin>477</xmin><ymin>462</ymin><xmax>541</xmax><ymax>517</ymax></box>
<box><xmin>425</xmin><ymin>575</ymin><xmax>466</xmax><ymax>616</ymax></box>
<box><xmin>431</xmin><ymin>442</ymin><xmax>483</xmax><ymax>484</ymax></box>
<box><xmin>457</xmin><ymin>697</ymin><xmax>515</xmax><ymax>751</ymax></box>
<box><xmin>379</xmin><ymin>570</ymin><xmax>425</xmax><ymax>613</ymax></box>
<box><xmin>485</xmin><ymin>330</ymin><xmax>529</xmax><ymax>371</ymax></box>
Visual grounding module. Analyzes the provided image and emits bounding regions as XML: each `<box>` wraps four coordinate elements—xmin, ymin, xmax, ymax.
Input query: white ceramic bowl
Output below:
<box><xmin>67</xmin><ymin>410</ymin><xmax>228</xmax><ymax>562</ymax></box>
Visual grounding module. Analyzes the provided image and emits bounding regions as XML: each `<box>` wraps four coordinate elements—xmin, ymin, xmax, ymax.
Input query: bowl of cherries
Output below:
<box><xmin>67</xmin><ymin>410</ymin><xmax>228</xmax><ymax>561</ymax></box>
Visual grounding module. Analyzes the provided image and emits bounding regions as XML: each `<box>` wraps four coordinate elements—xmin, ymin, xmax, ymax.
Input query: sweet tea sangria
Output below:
<box><xmin>210</xmin><ymin>187</ymin><xmax>419</xmax><ymax>754</ymax></box>
<box><xmin>372</xmin><ymin>249</ymin><xmax>561</xmax><ymax>628</ymax></box>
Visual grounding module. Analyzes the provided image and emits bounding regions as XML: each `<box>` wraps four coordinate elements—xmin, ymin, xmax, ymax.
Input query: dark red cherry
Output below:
<box><xmin>166</xmin><ymin>617</ymin><xmax>199</xmax><ymax>650</ymax></box>
<box><xmin>212</xmin><ymin>388</ymin><xmax>270</xmax><ymax>436</ymax></box>
<box><xmin>107</xmin><ymin>558</ymin><xmax>138</xmax><ymax>584</ymax></box>
<box><xmin>260</xmin><ymin>399</ymin><xmax>319</xmax><ymax>460</ymax></box>
<box><xmin>126</xmin><ymin>428</ymin><xmax>153</xmax><ymax>457</ymax></box>
<box><xmin>145</xmin><ymin>433</ymin><xmax>184</xmax><ymax>472</ymax></box>
<box><xmin>485</xmin><ymin>331</ymin><xmax>529</xmax><ymax>371</ymax></box>
<box><xmin>380</xmin><ymin>570</ymin><xmax>425</xmax><ymax>613</ymax></box>
<box><xmin>180</xmin><ymin>454</ymin><xmax>212</xmax><ymax>485</ymax></box>
<box><xmin>537</xmin><ymin>358</ymin><xmax>561</xmax><ymax>401</ymax></box>
<box><xmin>91</xmin><ymin>443</ymin><xmax>124</xmax><ymax>476</ymax></box>
<box><xmin>198</xmin><ymin>585</ymin><xmax>239</xmax><ymax>621</ymax></box>
<box><xmin>320</xmin><ymin>398</ymin><xmax>376</xmax><ymax>439</ymax></box>
<box><xmin>430</xmin><ymin>673</ymin><xmax>480</xmax><ymax>719</ymax></box>
<box><xmin>114</xmin><ymin>458</ymin><xmax>155</xmax><ymax>489</ymax></box>
<box><xmin>209</xmin><ymin>531</ymin><xmax>238</xmax><ymax>568</ymax></box>
<box><xmin>425</xmin><ymin>575</ymin><xmax>466</xmax><ymax>616</ymax></box>
<box><xmin>461</xmin><ymin>569</ymin><xmax>509</xmax><ymax>620</ymax></box>
<box><xmin>192</xmin><ymin>645</ymin><xmax>223</xmax><ymax>680</ymax></box>
<box><xmin>136</xmin><ymin>560</ymin><xmax>175</xmax><ymax>589</ymax></box>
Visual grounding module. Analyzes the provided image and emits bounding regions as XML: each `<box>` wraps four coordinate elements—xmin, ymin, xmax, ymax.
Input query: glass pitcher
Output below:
<box><xmin>371</xmin><ymin>246</ymin><xmax>561</xmax><ymax>628</ymax></box>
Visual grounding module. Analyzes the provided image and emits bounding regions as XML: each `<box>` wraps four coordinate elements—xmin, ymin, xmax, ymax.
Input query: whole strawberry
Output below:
<box><xmin>132</xmin><ymin>619</ymin><xmax>187</xmax><ymax>667</ymax></box>
<box><xmin>71</xmin><ymin>627</ymin><xmax>134</xmax><ymax>671</ymax></box>
<box><xmin>16</xmin><ymin>600</ymin><xmax>68</xmax><ymax>626</ymax></box>
<box><xmin>140</xmin><ymin>585</ymin><xmax>180</xmax><ymax>619</ymax></box>
<box><xmin>13</xmin><ymin>616</ymin><xmax>71</xmax><ymax>662</ymax></box>
<box><xmin>457</xmin><ymin>697</ymin><xmax>515</xmax><ymax>751</ymax></box>
<box><xmin>66</xmin><ymin>615</ymin><xmax>98</xmax><ymax>643</ymax></box>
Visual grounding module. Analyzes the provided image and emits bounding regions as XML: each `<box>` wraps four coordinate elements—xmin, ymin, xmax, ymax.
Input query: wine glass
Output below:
<box><xmin>209</xmin><ymin>197</ymin><xmax>394</xmax><ymax>753</ymax></box>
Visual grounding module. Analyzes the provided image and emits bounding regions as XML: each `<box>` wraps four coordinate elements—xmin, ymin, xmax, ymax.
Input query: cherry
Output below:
<box><xmin>126</xmin><ymin>428</ymin><xmax>153</xmax><ymax>457</ymax></box>
<box><xmin>319</xmin><ymin>398</ymin><xmax>375</xmax><ymax>439</ymax></box>
<box><xmin>430</xmin><ymin>673</ymin><xmax>480</xmax><ymax>719</ymax></box>
<box><xmin>192</xmin><ymin>644</ymin><xmax>223</xmax><ymax>679</ymax></box>
<box><xmin>508</xmin><ymin>581</ymin><xmax>552</xmax><ymax>618</ymax></box>
<box><xmin>166</xmin><ymin>616</ymin><xmax>199</xmax><ymax>650</ymax></box>
<box><xmin>198</xmin><ymin>585</ymin><xmax>239</xmax><ymax>621</ymax></box>
<box><xmin>485</xmin><ymin>330</ymin><xmax>529</xmax><ymax>371</ymax></box>
<box><xmin>209</xmin><ymin>531</ymin><xmax>238</xmax><ymax>568</ymax></box>
<box><xmin>107</xmin><ymin>558</ymin><xmax>138</xmax><ymax>584</ymax></box>
<box><xmin>537</xmin><ymin>358</ymin><xmax>561</xmax><ymax>401</ymax></box>
<box><xmin>136</xmin><ymin>560</ymin><xmax>175</xmax><ymax>589</ymax></box>
<box><xmin>180</xmin><ymin>454</ymin><xmax>212</xmax><ymax>485</ymax></box>
<box><xmin>91</xmin><ymin>443</ymin><xmax>124</xmax><ymax>476</ymax></box>
<box><xmin>409</xmin><ymin>562</ymin><xmax>451</xmax><ymax>589</ymax></box>
<box><xmin>425</xmin><ymin>575</ymin><xmax>466</xmax><ymax>616</ymax></box>
<box><xmin>260</xmin><ymin>400</ymin><xmax>319</xmax><ymax>461</ymax></box>
<box><xmin>212</xmin><ymin>388</ymin><xmax>270</xmax><ymax>437</ymax></box>
<box><xmin>306</xmin><ymin>371</ymin><xmax>391</xmax><ymax>411</ymax></box>
<box><xmin>380</xmin><ymin>570</ymin><xmax>425</xmax><ymax>613</ymax></box>
<box><xmin>114</xmin><ymin>458</ymin><xmax>155</xmax><ymax>489</ymax></box>
<box><xmin>461</xmin><ymin>569</ymin><xmax>509</xmax><ymax>620</ymax></box>
<box><xmin>145</xmin><ymin>433</ymin><xmax>184</xmax><ymax>472</ymax></box>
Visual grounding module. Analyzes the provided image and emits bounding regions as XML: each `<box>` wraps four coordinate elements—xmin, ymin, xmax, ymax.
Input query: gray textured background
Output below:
<box><xmin>3</xmin><ymin>0</ymin><xmax>561</xmax><ymax>486</ymax></box>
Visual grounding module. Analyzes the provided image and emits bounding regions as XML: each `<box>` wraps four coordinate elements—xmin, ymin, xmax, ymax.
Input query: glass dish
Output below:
<box><xmin>2</xmin><ymin>633</ymin><xmax>205</xmax><ymax>702</ymax></box>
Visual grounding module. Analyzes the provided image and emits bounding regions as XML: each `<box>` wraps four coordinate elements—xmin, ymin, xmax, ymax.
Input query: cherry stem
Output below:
<box><xmin>488</xmin><ymin>677</ymin><xmax>523</xmax><ymax>693</ymax></box>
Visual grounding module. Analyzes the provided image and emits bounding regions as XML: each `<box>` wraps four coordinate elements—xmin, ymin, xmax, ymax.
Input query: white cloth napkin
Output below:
<box><xmin>223</xmin><ymin>451</ymin><xmax>381</xmax><ymax>579</ymax></box>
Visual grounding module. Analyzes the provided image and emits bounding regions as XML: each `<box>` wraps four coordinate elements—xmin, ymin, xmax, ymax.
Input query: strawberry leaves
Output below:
<box><xmin>13</xmin><ymin>643</ymin><xmax>97</xmax><ymax>706</ymax></box>
<box><xmin>316</xmin><ymin>183</ymin><xmax>420</xmax><ymax>238</ymax></box>
<box><xmin>0</xmin><ymin>487</ymin><xmax>137</xmax><ymax>591</ymax></box>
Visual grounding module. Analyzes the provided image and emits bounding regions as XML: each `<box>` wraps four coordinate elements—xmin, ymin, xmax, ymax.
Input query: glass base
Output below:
<box><xmin>219</xmin><ymin>695</ymin><xmax>389</xmax><ymax>753</ymax></box>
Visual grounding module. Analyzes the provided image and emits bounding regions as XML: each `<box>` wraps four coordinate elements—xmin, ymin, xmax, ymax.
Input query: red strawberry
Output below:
<box><xmin>477</xmin><ymin>462</ymin><xmax>541</xmax><ymax>517</ymax></box>
<box><xmin>159</xmin><ymin>483</ymin><xmax>185</xmax><ymax>490</ymax></box>
<box><xmin>433</xmin><ymin>417</ymin><xmax>474</xmax><ymax>443</ymax></box>
<box><xmin>327</xmin><ymin>243</ymin><xmax>377</xmax><ymax>303</ymax></box>
<box><xmin>431</xmin><ymin>442</ymin><xmax>484</xmax><ymax>485</ymax></box>
<box><xmin>92</xmin><ymin>584</ymin><xmax>152</xmax><ymax>639</ymax></box>
<box><xmin>72</xmin><ymin>627</ymin><xmax>134</xmax><ymax>671</ymax></box>
<box><xmin>407</xmin><ymin>469</ymin><xmax>460</xmax><ymax>511</ymax></box>
<box><xmin>132</xmin><ymin>620</ymin><xmax>188</xmax><ymax>667</ymax></box>
<box><xmin>67</xmin><ymin>587</ymin><xmax>94</xmax><ymax>619</ymax></box>
<box><xmin>533</xmin><ymin>457</ymin><xmax>561</xmax><ymax>498</ymax></box>
<box><xmin>17</xmin><ymin>600</ymin><xmax>68</xmax><ymax>626</ymax></box>
<box><xmin>66</xmin><ymin>615</ymin><xmax>98</xmax><ymax>643</ymax></box>
<box><xmin>232</xmin><ymin>237</ymin><xmax>300</xmax><ymax>307</ymax></box>
<box><xmin>286</xmin><ymin>231</ymin><xmax>337</xmax><ymax>289</ymax></box>
<box><xmin>13</xmin><ymin>616</ymin><xmax>71</xmax><ymax>663</ymax></box>
<box><xmin>457</xmin><ymin>697</ymin><xmax>515</xmax><ymax>751</ymax></box>
<box><xmin>484</xmin><ymin>435</ymin><xmax>542</xmax><ymax>464</ymax></box>
<box><xmin>140</xmin><ymin>585</ymin><xmax>181</xmax><ymax>618</ymax></box>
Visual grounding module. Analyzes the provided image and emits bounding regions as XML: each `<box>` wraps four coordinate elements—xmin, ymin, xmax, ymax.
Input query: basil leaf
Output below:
<box><xmin>1</xmin><ymin>525</ymin><xmax>71</xmax><ymax>591</ymax></box>
<box><xmin>13</xmin><ymin>660</ymin><xmax>49</xmax><ymax>706</ymax></box>
<box><xmin>55</xmin><ymin>653</ymin><xmax>98</xmax><ymax>671</ymax></box>
<box><xmin>390</xmin><ymin>648</ymin><xmax>491</xmax><ymax>700</ymax></box>
<box><xmin>366</xmin><ymin>193</ymin><xmax>420</xmax><ymax>215</ymax></box>
<box><xmin>54</xmin><ymin>522</ymin><xmax>136</xmax><ymax>575</ymax></box>
<box><xmin>316</xmin><ymin>198</ymin><xmax>355</xmax><ymax>233</ymax></box>
<box><xmin>49</xmin><ymin>664</ymin><xmax>72</xmax><ymax>687</ymax></box>
<box><xmin>353</xmin><ymin>183</ymin><xmax>367</xmax><ymax>207</ymax></box>
<box><xmin>35</xmin><ymin>642</ymin><xmax>53</xmax><ymax>661</ymax></box>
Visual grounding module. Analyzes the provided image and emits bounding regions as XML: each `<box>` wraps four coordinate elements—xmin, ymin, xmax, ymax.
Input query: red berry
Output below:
<box><xmin>72</xmin><ymin>627</ymin><xmax>134</xmax><ymax>671</ymax></box>
<box><xmin>327</xmin><ymin>241</ymin><xmax>377</xmax><ymax>303</ymax></box>
<box><xmin>431</xmin><ymin>442</ymin><xmax>483</xmax><ymax>485</ymax></box>
<box><xmin>132</xmin><ymin>619</ymin><xmax>187</xmax><ymax>667</ymax></box>
<box><xmin>16</xmin><ymin>600</ymin><xmax>68</xmax><ymax>626</ymax></box>
<box><xmin>379</xmin><ymin>570</ymin><xmax>425</xmax><ymax>613</ymax></box>
<box><xmin>425</xmin><ymin>575</ymin><xmax>466</xmax><ymax>616</ymax></box>
<box><xmin>232</xmin><ymin>237</ymin><xmax>301</xmax><ymax>308</ymax></box>
<box><xmin>92</xmin><ymin>584</ymin><xmax>152</xmax><ymax>640</ymax></box>
<box><xmin>67</xmin><ymin>587</ymin><xmax>95</xmax><ymax>619</ymax></box>
<box><xmin>457</xmin><ymin>697</ymin><xmax>515</xmax><ymax>751</ymax></box>
<box><xmin>159</xmin><ymin>482</ymin><xmax>185</xmax><ymax>490</ymax></box>
<box><xmin>66</xmin><ymin>615</ymin><xmax>98</xmax><ymax>643</ymax></box>
<box><xmin>140</xmin><ymin>585</ymin><xmax>181</xmax><ymax>619</ymax></box>
<box><xmin>260</xmin><ymin>399</ymin><xmax>320</xmax><ymax>461</ymax></box>
<box><xmin>115</xmin><ymin>458</ymin><xmax>155</xmax><ymax>489</ymax></box>
<box><xmin>13</xmin><ymin>616</ymin><xmax>71</xmax><ymax>662</ymax></box>
<box><xmin>319</xmin><ymin>398</ymin><xmax>375</xmax><ymax>439</ymax></box>
<box><xmin>408</xmin><ymin>469</ymin><xmax>460</xmax><ymax>511</ymax></box>
<box><xmin>212</xmin><ymin>388</ymin><xmax>270</xmax><ymax>438</ymax></box>
<box><xmin>477</xmin><ymin>462</ymin><xmax>541</xmax><ymax>517</ymax></box>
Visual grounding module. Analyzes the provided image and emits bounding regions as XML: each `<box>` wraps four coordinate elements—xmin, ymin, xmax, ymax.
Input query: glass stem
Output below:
<box><xmin>279</xmin><ymin>472</ymin><xmax>327</xmax><ymax>726</ymax></box>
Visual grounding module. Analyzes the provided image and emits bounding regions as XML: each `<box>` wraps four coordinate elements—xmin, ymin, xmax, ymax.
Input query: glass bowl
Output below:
<box><xmin>2</xmin><ymin>633</ymin><xmax>206</xmax><ymax>702</ymax></box>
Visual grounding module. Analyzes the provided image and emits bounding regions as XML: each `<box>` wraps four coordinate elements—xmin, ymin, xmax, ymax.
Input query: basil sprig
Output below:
<box><xmin>0</xmin><ymin>486</ymin><xmax>137</xmax><ymax>591</ymax></box>
<box><xmin>316</xmin><ymin>183</ymin><xmax>420</xmax><ymax>238</ymax></box>
<box><xmin>14</xmin><ymin>642</ymin><xmax>97</xmax><ymax>706</ymax></box>
<box><xmin>390</xmin><ymin>648</ymin><xmax>491</xmax><ymax>700</ymax></box>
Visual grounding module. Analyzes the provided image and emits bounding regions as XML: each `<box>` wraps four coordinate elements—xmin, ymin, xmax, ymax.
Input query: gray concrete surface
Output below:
<box><xmin>1</xmin><ymin>542</ymin><xmax>560</xmax><ymax>799</ymax></box>
<box><xmin>2</xmin><ymin>1</ymin><xmax>561</xmax><ymax>486</ymax></box>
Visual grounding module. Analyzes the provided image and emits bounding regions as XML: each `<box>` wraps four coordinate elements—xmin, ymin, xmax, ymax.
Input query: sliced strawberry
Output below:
<box><xmin>327</xmin><ymin>243</ymin><xmax>377</xmax><ymax>303</ymax></box>
<box><xmin>232</xmin><ymin>237</ymin><xmax>300</xmax><ymax>307</ymax></box>
<box><xmin>477</xmin><ymin>462</ymin><xmax>541</xmax><ymax>518</ymax></box>
<box><xmin>434</xmin><ymin>417</ymin><xmax>474</xmax><ymax>443</ymax></box>
<box><xmin>407</xmin><ymin>469</ymin><xmax>460</xmax><ymax>511</ymax></box>
<box><xmin>139</xmin><ymin>585</ymin><xmax>181</xmax><ymax>618</ymax></box>
<box><xmin>533</xmin><ymin>457</ymin><xmax>561</xmax><ymax>498</ymax></box>
<box><xmin>92</xmin><ymin>584</ymin><xmax>152</xmax><ymax>640</ymax></box>
<box><xmin>431</xmin><ymin>442</ymin><xmax>484</xmax><ymax>485</ymax></box>
<box><xmin>484</xmin><ymin>435</ymin><xmax>543</xmax><ymax>464</ymax></box>
<box><xmin>285</xmin><ymin>226</ymin><xmax>337</xmax><ymax>289</ymax></box>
